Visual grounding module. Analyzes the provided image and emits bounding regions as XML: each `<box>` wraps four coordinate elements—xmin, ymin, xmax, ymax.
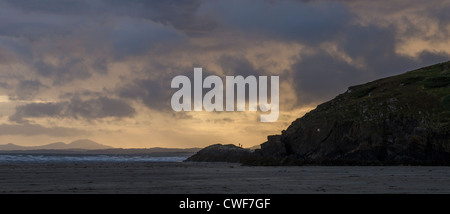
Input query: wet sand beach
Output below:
<box><xmin>1</xmin><ymin>162</ymin><xmax>449</xmax><ymax>194</ymax></box>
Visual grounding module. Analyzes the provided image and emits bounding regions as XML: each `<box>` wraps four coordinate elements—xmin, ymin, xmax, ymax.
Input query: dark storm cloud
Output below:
<box><xmin>339</xmin><ymin>25</ymin><xmax>413</xmax><ymax>77</ymax></box>
<box><xmin>59</xmin><ymin>90</ymin><xmax>106</xmax><ymax>100</ymax></box>
<box><xmin>66</xmin><ymin>96</ymin><xmax>136</xmax><ymax>119</ymax></box>
<box><xmin>9</xmin><ymin>96</ymin><xmax>135</xmax><ymax>123</ymax></box>
<box><xmin>0</xmin><ymin>0</ymin><xmax>189</xmax><ymax>81</ymax></box>
<box><xmin>0</xmin><ymin>0</ymin><xmax>449</xmax><ymax>115</ymax></box>
<box><xmin>414</xmin><ymin>51</ymin><xmax>450</xmax><ymax>66</ymax></box>
<box><xmin>433</xmin><ymin>4</ymin><xmax>450</xmax><ymax>27</ymax></box>
<box><xmin>0</xmin><ymin>123</ymin><xmax>89</xmax><ymax>137</ymax></box>
<box><xmin>3</xmin><ymin>0</ymin><xmax>215</xmax><ymax>35</ymax></box>
<box><xmin>108</xmin><ymin>17</ymin><xmax>184</xmax><ymax>59</ymax></box>
<box><xmin>118</xmin><ymin>78</ymin><xmax>172</xmax><ymax>111</ymax></box>
<box><xmin>0</xmin><ymin>7</ymin><xmax>83</xmax><ymax>42</ymax></box>
<box><xmin>0</xmin><ymin>37</ymin><xmax>32</xmax><ymax>62</ymax></box>
<box><xmin>9</xmin><ymin>102</ymin><xmax>67</xmax><ymax>123</ymax></box>
<box><xmin>292</xmin><ymin>24</ymin><xmax>401</xmax><ymax>104</ymax></box>
<box><xmin>209</xmin><ymin>0</ymin><xmax>352</xmax><ymax>44</ymax></box>
<box><xmin>292</xmin><ymin>24</ymin><xmax>450</xmax><ymax>105</ymax></box>
<box><xmin>108</xmin><ymin>0</ymin><xmax>217</xmax><ymax>35</ymax></box>
<box><xmin>3</xmin><ymin>0</ymin><xmax>93</xmax><ymax>15</ymax></box>
<box><xmin>117</xmin><ymin>66</ymin><xmax>224</xmax><ymax>111</ymax></box>
<box><xmin>10</xmin><ymin>80</ymin><xmax>47</xmax><ymax>100</ymax></box>
<box><xmin>292</xmin><ymin>50</ymin><xmax>362</xmax><ymax>105</ymax></box>
<box><xmin>217</xmin><ymin>55</ymin><xmax>261</xmax><ymax>77</ymax></box>
<box><xmin>34</xmin><ymin>58</ymin><xmax>92</xmax><ymax>85</ymax></box>
<box><xmin>92</xmin><ymin>58</ymin><xmax>108</xmax><ymax>75</ymax></box>
<box><xmin>0</xmin><ymin>81</ymin><xmax>11</xmax><ymax>90</ymax></box>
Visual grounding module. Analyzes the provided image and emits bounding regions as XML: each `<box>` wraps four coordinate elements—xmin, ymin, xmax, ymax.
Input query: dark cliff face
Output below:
<box><xmin>250</xmin><ymin>61</ymin><xmax>450</xmax><ymax>165</ymax></box>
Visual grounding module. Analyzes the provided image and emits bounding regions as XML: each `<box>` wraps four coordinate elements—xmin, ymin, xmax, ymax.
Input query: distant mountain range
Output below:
<box><xmin>0</xmin><ymin>139</ymin><xmax>201</xmax><ymax>156</ymax></box>
<box><xmin>0</xmin><ymin>139</ymin><xmax>112</xmax><ymax>151</ymax></box>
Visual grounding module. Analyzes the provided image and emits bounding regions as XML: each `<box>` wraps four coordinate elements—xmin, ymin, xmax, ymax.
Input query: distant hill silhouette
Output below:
<box><xmin>0</xmin><ymin>139</ymin><xmax>201</xmax><ymax>156</ymax></box>
<box><xmin>0</xmin><ymin>139</ymin><xmax>112</xmax><ymax>150</ymax></box>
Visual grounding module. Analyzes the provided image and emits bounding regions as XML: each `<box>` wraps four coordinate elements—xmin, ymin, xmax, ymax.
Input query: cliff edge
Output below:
<box><xmin>188</xmin><ymin>61</ymin><xmax>450</xmax><ymax>165</ymax></box>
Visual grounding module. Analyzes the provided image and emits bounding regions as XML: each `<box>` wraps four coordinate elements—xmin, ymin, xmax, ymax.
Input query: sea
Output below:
<box><xmin>0</xmin><ymin>153</ymin><xmax>188</xmax><ymax>163</ymax></box>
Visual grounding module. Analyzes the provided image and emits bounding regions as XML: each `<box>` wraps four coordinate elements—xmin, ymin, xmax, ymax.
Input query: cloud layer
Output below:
<box><xmin>0</xmin><ymin>0</ymin><xmax>449</xmax><ymax>147</ymax></box>
<box><xmin>10</xmin><ymin>96</ymin><xmax>135</xmax><ymax>123</ymax></box>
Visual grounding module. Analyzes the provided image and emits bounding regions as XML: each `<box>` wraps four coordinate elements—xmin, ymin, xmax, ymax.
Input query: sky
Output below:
<box><xmin>0</xmin><ymin>0</ymin><xmax>449</xmax><ymax>148</ymax></box>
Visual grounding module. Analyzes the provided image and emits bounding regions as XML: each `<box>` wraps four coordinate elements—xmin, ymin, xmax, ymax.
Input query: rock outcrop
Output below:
<box><xmin>185</xmin><ymin>144</ymin><xmax>252</xmax><ymax>163</ymax></box>
<box><xmin>246</xmin><ymin>61</ymin><xmax>450</xmax><ymax>165</ymax></box>
<box><xmin>187</xmin><ymin>61</ymin><xmax>450</xmax><ymax>165</ymax></box>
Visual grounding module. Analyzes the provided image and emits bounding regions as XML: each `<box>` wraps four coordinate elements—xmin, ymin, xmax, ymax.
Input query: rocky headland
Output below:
<box><xmin>187</xmin><ymin>61</ymin><xmax>450</xmax><ymax>165</ymax></box>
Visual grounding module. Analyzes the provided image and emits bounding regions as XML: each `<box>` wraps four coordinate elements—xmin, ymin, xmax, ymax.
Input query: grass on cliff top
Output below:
<box><xmin>308</xmin><ymin>61</ymin><xmax>450</xmax><ymax>128</ymax></box>
<box><xmin>348</xmin><ymin>61</ymin><xmax>450</xmax><ymax>104</ymax></box>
